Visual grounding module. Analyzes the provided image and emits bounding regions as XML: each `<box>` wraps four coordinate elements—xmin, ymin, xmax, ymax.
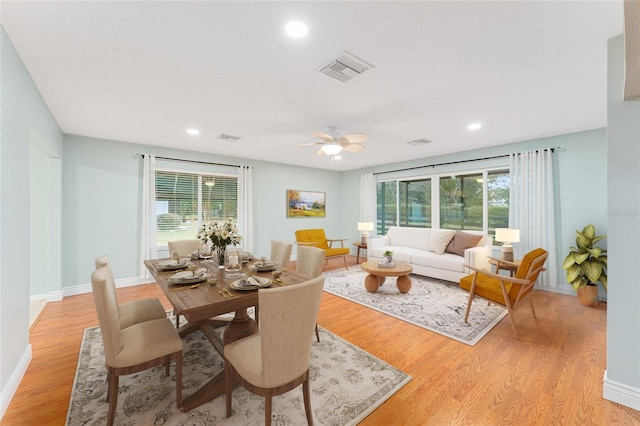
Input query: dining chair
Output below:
<box><xmin>168</xmin><ymin>239</ymin><xmax>202</xmax><ymax>257</ymax></box>
<box><xmin>91</xmin><ymin>266</ymin><xmax>183</xmax><ymax>426</ymax></box>
<box><xmin>270</xmin><ymin>240</ymin><xmax>293</xmax><ymax>269</ymax></box>
<box><xmin>94</xmin><ymin>255</ymin><xmax>167</xmax><ymax>329</ymax></box>
<box><xmin>459</xmin><ymin>248</ymin><xmax>548</xmax><ymax>339</ymax></box>
<box><xmin>295</xmin><ymin>245</ymin><xmax>325</xmax><ymax>342</ymax></box>
<box><xmin>225</xmin><ymin>275</ymin><xmax>324</xmax><ymax>426</ymax></box>
<box><xmin>295</xmin><ymin>228</ymin><xmax>349</xmax><ymax>270</ymax></box>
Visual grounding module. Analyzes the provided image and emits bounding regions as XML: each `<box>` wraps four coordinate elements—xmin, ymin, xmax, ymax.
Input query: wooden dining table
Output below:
<box><xmin>144</xmin><ymin>258</ymin><xmax>309</xmax><ymax>412</ymax></box>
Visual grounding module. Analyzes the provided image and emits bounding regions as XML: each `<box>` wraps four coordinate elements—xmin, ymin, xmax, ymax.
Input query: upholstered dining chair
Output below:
<box><xmin>167</xmin><ymin>239</ymin><xmax>202</xmax><ymax>257</ymax></box>
<box><xmin>225</xmin><ymin>276</ymin><xmax>324</xmax><ymax>426</ymax></box>
<box><xmin>270</xmin><ymin>240</ymin><xmax>293</xmax><ymax>269</ymax></box>
<box><xmin>94</xmin><ymin>255</ymin><xmax>167</xmax><ymax>329</ymax></box>
<box><xmin>91</xmin><ymin>266</ymin><xmax>183</xmax><ymax>426</ymax></box>
<box><xmin>296</xmin><ymin>245</ymin><xmax>326</xmax><ymax>342</ymax></box>
<box><xmin>459</xmin><ymin>248</ymin><xmax>548</xmax><ymax>339</ymax></box>
<box><xmin>295</xmin><ymin>228</ymin><xmax>349</xmax><ymax>270</ymax></box>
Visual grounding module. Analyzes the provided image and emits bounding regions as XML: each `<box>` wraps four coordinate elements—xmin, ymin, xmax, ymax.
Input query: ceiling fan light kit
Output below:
<box><xmin>297</xmin><ymin>125</ymin><xmax>368</xmax><ymax>163</ymax></box>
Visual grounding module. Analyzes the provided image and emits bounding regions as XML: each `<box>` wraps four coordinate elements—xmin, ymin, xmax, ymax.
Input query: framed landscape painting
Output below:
<box><xmin>287</xmin><ymin>190</ymin><xmax>326</xmax><ymax>218</ymax></box>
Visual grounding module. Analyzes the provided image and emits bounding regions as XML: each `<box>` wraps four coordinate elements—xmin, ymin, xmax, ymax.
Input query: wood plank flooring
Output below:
<box><xmin>4</xmin><ymin>256</ymin><xmax>640</xmax><ymax>425</ymax></box>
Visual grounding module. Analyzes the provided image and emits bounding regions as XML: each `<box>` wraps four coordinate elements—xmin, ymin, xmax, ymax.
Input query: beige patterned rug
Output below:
<box><xmin>65</xmin><ymin>321</ymin><xmax>410</xmax><ymax>425</ymax></box>
<box><xmin>323</xmin><ymin>266</ymin><xmax>507</xmax><ymax>345</ymax></box>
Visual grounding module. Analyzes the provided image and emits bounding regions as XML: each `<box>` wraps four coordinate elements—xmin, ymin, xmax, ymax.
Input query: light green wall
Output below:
<box><xmin>341</xmin><ymin>127</ymin><xmax>608</xmax><ymax>292</ymax></box>
<box><xmin>62</xmin><ymin>135</ymin><xmax>345</xmax><ymax>287</ymax></box>
<box><xmin>0</xmin><ymin>26</ymin><xmax>63</xmax><ymax>408</ymax></box>
<box><xmin>605</xmin><ymin>34</ymin><xmax>640</xmax><ymax>405</ymax></box>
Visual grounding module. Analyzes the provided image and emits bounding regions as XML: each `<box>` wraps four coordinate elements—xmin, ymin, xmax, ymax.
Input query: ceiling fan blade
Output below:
<box><xmin>342</xmin><ymin>143</ymin><xmax>366</xmax><ymax>152</ymax></box>
<box><xmin>295</xmin><ymin>142</ymin><xmax>322</xmax><ymax>147</ymax></box>
<box><xmin>312</xmin><ymin>132</ymin><xmax>334</xmax><ymax>142</ymax></box>
<box><xmin>342</xmin><ymin>133</ymin><xmax>368</xmax><ymax>144</ymax></box>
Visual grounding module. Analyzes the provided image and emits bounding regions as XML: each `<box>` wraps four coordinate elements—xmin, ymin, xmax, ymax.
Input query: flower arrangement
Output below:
<box><xmin>197</xmin><ymin>220</ymin><xmax>242</xmax><ymax>264</ymax></box>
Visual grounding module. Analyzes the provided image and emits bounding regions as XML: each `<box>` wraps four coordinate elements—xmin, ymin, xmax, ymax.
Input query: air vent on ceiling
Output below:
<box><xmin>317</xmin><ymin>51</ymin><xmax>374</xmax><ymax>83</ymax></box>
<box><xmin>406</xmin><ymin>138</ymin><xmax>432</xmax><ymax>146</ymax></box>
<box><xmin>217</xmin><ymin>133</ymin><xmax>243</xmax><ymax>142</ymax></box>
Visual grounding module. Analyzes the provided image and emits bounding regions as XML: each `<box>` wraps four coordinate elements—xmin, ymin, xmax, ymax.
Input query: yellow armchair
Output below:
<box><xmin>459</xmin><ymin>248</ymin><xmax>548</xmax><ymax>339</ymax></box>
<box><xmin>295</xmin><ymin>228</ymin><xmax>349</xmax><ymax>270</ymax></box>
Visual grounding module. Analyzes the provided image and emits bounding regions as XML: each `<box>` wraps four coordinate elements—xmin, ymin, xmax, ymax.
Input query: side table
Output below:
<box><xmin>488</xmin><ymin>257</ymin><xmax>521</xmax><ymax>277</ymax></box>
<box><xmin>353</xmin><ymin>242</ymin><xmax>367</xmax><ymax>263</ymax></box>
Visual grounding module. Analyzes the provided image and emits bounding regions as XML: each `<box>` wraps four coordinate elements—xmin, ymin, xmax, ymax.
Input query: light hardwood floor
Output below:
<box><xmin>4</xmin><ymin>256</ymin><xmax>640</xmax><ymax>425</ymax></box>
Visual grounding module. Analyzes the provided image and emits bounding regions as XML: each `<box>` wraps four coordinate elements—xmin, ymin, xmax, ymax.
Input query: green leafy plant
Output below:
<box><xmin>383</xmin><ymin>250</ymin><xmax>394</xmax><ymax>257</ymax></box>
<box><xmin>562</xmin><ymin>224</ymin><xmax>607</xmax><ymax>291</ymax></box>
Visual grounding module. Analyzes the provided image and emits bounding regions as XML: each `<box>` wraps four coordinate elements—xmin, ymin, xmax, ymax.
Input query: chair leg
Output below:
<box><xmin>464</xmin><ymin>293</ymin><xmax>474</xmax><ymax>323</ymax></box>
<box><xmin>265</xmin><ymin>394</ymin><xmax>273</xmax><ymax>426</ymax></box>
<box><xmin>303</xmin><ymin>373</ymin><xmax>314</xmax><ymax>426</ymax></box>
<box><xmin>165</xmin><ymin>355</ymin><xmax>170</xmax><ymax>376</ymax></box>
<box><xmin>106</xmin><ymin>368</ymin><xmax>112</xmax><ymax>402</ymax></box>
<box><xmin>175</xmin><ymin>352</ymin><xmax>182</xmax><ymax>409</ymax></box>
<box><xmin>315</xmin><ymin>323</ymin><xmax>320</xmax><ymax>342</ymax></box>
<box><xmin>107</xmin><ymin>368</ymin><xmax>118</xmax><ymax>426</ymax></box>
<box><xmin>255</xmin><ymin>304</ymin><xmax>260</xmax><ymax>327</ymax></box>
<box><xmin>225</xmin><ymin>363</ymin><xmax>233</xmax><ymax>418</ymax></box>
<box><xmin>175</xmin><ymin>309</ymin><xmax>180</xmax><ymax>328</ymax></box>
<box><xmin>343</xmin><ymin>255</ymin><xmax>348</xmax><ymax>270</ymax></box>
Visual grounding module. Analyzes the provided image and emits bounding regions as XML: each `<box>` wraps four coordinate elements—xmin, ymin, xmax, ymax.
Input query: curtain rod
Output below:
<box><xmin>134</xmin><ymin>153</ymin><xmax>240</xmax><ymax>168</ymax></box>
<box><xmin>373</xmin><ymin>147</ymin><xmax>558</xmax><ymax>176</ymax></box>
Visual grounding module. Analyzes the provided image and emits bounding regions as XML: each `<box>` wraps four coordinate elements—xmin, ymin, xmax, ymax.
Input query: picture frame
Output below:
<box><xmin>287</xmin><ymin>190</ymin><xmax>326</xmax><ymax>218</ymax></box>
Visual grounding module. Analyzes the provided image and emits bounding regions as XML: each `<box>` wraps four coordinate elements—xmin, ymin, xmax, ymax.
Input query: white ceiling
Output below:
<box><xmin>1</xmin><ymin>1</ymin><xmax>623</xmax><ymax>171</ymax></box>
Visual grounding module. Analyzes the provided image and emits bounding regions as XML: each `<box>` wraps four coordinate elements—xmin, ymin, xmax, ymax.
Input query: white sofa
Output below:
<box><xmin>367</xmin><ymin>226</ymin><xmax>492</xmax><ymax>282</ymax></box>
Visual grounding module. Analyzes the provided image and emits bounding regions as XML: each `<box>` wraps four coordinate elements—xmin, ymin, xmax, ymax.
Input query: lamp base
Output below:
<box><xmin>360</xmin><ymin>231</ymin><xmax>370</xmax><ymax>245</ymax></box>
<box><xmin>501</xmin><ymin>245</ymin><xmax>514</xmax><ymax>262</ymax></box>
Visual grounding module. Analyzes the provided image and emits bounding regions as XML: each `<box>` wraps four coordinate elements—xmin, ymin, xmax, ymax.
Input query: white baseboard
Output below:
<box><xmin>61</xmin><ymin>276</ymin><xmax>154</xmax><ymax>298</ymax></box>
<box><xmin>603</xmin><ymin>370</ymin><xmax>640</xmax><ymax>411</ymax></box>
<box><xmin>0</xmin><ymin>344</ymin><xmax>32</xmax><ymax>421</ymax></box>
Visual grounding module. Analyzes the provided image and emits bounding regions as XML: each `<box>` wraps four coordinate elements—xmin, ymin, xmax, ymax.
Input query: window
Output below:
<box><xmin>155</xmin><ymin>170</ymin><xmax>238</xmax><ymax>248</ymax></box>
<box><xmin>376</xmin><ymin>168</ymin><xmax>509</xmax><ymax>239</ymax></box>
<box><xmin>440</xmin><ymin>173</ymin><xmax>483</xmax><ymax>231</ymax></box>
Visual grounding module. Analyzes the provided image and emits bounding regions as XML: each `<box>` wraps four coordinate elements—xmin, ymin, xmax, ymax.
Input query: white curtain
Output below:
<box><xmin>238</xmin><ymin>165</ymin><xmax>253</xmax><ymax>253</ymax></box>
<box><xmin>140</xmin><ymin>154</ymin><xmax>157</xmax><ymax>278</ymax></box>
<box><xmin>360</xmin><ymin>173</ymin><xmax>377</xmax><ymax>237</ymax></box>
<box><xmin>509</xmin><ymin>148</ymin><xmax>557</xmax><ymax>288</ymax></box>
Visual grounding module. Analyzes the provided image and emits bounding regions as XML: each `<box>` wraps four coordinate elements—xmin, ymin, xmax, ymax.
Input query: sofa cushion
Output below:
<box><xmin>445</xmin><ymin>231</ymin><xmax>483</xmax><ymax>256</ymax></box>
<box><xmin>428</xmin><ymin>230</ymin><xmax>456</xmax><ymax>254</ymax></box>
<box><xmin>387</xmin><ymin>226</ymin><xmax>431</xmax><ymax>251</ymax></box>
<box><xmin>412</xmin><ymin>252</ymin><xmax>466</xmax><ymax>272</ymax></box>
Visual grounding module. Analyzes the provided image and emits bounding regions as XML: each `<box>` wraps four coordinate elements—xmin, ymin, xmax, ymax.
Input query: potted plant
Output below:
<box><xmin>562</xmin><ymin>224</ymin><xmax>607</xmax><ymax>306</ymax></box>
<box><xmin>383</xmin><ymin>250</ymin><xmax>394</xmax><ymax>264</ymax></box>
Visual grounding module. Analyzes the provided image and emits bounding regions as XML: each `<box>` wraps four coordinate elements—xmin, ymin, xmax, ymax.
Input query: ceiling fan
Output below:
<box><xmin>296</xmin><ymin>126</ymin><xmax>368</xmax><ymax>158</ymax></box>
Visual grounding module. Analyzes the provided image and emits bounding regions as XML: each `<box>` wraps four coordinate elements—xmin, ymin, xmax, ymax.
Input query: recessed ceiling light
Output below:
<box><xmin>186</xmin><ymin>128</ymin><xmax>199</xmax><ymax>136</ymax></box>
<box><xmin>467</xmin><ymin>123</ymin><xmax>482</xmax><ymax>131</ymax></box>
<box><xmin>285</xmin><ymin>21</ymin><xmax>308</xmax><ymax>38</ymax></box>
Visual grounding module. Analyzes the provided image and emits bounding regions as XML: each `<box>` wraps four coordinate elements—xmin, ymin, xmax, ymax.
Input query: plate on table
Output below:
<box><xmin>252</xmin><ymin>260</ymin><xmax>278</xmax><ymax>272</ymax></box>
<box><xmin>168</xmin><ymin>270</ymin><xmax>208</xmax><ymax>284</ymax></box>
<box><xmin>241</xmin><ymin>252</ymin><xmax>254</xmax><ymax>264</ymax></box>
<box><xmin>157</xmin><ymin>259</ymin><xmax>190</xmax><ymax>271</ymax></box>
<box><xmin>229</xmin><ymin>276</ymin><xmax>272</xmax><ymax>291</ymax></box>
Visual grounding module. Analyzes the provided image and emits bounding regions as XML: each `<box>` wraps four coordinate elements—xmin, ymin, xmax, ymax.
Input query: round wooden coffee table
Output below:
<box><xmin>360</xmin><ymin>260</ymin><xmax>413</xmax><ymax>293</ymax></box>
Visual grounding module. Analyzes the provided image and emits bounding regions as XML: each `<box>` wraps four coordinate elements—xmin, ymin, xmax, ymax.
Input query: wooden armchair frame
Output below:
<box><xmin>460</xmin><ymin>248</ymin><xmax>548</xmax><ymax>339</ymax></box>
<box><xmin>295</xmin><ymin>229</ymin><xmax>349</xmax><ymax>270</ymax></box>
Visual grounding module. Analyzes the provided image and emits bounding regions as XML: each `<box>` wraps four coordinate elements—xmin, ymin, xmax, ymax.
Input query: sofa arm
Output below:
<box><xmin>464</xmin><ymin>236</ymin><xmax>492</xmax><ymax>273</ymax></box>
<box><xmin>367</xmin><ymin>236</ymin><xmax>389</xmax><ymax>251</ymax></box>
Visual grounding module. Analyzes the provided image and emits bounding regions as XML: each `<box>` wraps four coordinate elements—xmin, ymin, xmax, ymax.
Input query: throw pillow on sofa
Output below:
<box><xmin>428</xmin><ymin>230</ymin><xmax>456</xmax><ymax>254</ymax></box>
<box><xmin>445</xmin><ymin>231</ymin><xmax>483</xmax><ymax>256</ymax></box>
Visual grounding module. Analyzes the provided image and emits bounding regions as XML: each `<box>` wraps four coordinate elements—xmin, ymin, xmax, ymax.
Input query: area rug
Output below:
<box><xmin>323</xmin><ymin>266</ymin><xmax>507</xmax><ymax>345</ymax></box>
<box><xmin>65</xmin><ymin>322</ymin><xmax>410</xmax><ymax>425</ymax></box>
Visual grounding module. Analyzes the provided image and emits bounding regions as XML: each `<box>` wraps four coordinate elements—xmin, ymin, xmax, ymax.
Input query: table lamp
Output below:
<box><xmin>495</xmin><ymin>228</ymin><xmax>520</xmax><ymax>261</ymax></box>
<box><xmin>357</xmin><ymin>222</ymin><xmax>374</xmax><ymax>245</ymax></box>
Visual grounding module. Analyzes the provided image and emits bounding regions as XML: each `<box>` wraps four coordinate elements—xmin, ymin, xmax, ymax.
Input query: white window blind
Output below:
<box><xmin>154</xmin><ymin>170</ymin><xmax>238</xmax><ymax>248</ymax></box>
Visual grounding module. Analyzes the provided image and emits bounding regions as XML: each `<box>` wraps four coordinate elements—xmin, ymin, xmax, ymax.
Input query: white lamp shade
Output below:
<box><xmin>495</xmin><ymin>228</ymin><xmax>520</xmax><ymax>244</ymax></box>
<box><xmin>357</xmin><ymin>222</ymin><xmax>374</xmax><ymax>232</ymax></box>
